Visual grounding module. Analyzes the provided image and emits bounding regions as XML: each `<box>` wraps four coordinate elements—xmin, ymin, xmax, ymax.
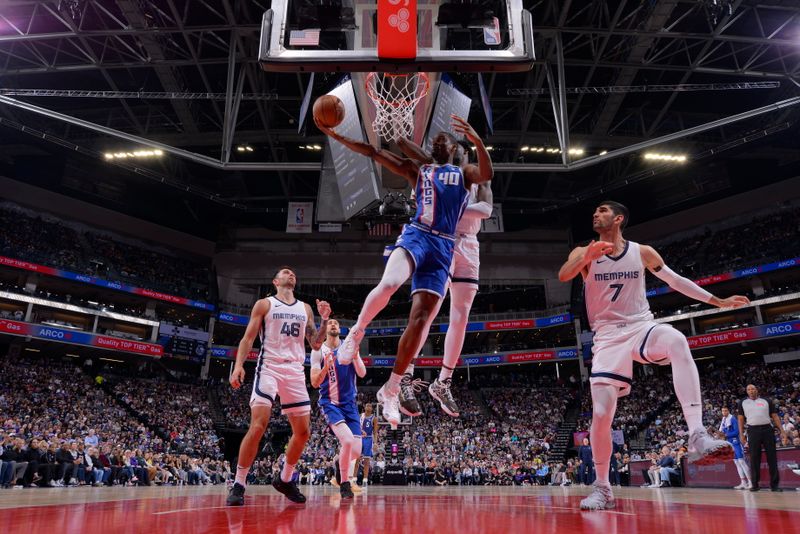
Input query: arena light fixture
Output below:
<box><xmin>24</xmin><ymin>347</ymin><xmax>41</xmax><ymax>352</ymax></box>
<box><xmin>568</xmin><ymin>148</ymin><xmax>584</xmax><ymax>155</ymax></box>
<box><xmin>643</xmin><ymin>152</ymin><xmax>688</xmax><ymax>163</ymax></box>
<box><xmin>103</xmin><ymin>149</ymin><xmax>164</xmax><ymax>160</ymax></box>
<box><xmin>521</xmin><ymin>146</ymin><xmax>530</xmax><ymax>152</ymax></box>
<box><xmin>236</xmin><ymin>145</ymin><xmax>254</xmax><ymax>152</ymax></box>
<box><xmin>599</xmin><ymin>150</ymin><xmax>608</xmax><ymax>155</ymax></box>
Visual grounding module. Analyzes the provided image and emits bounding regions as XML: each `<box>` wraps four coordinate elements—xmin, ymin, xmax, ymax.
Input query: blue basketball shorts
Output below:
<box><xmin>320</xmin><ymin>400</ymin><xmax>362</xmax><ymax>437</ymax></box>
<box><xmin>393</xmin><ymin>225</ymin><xmax>454</xmax><ymax>298</ymax></box>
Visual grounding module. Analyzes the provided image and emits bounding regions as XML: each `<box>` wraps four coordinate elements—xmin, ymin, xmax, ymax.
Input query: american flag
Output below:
<box><xmin>369</xmin><ymin>223</ymin><xmax>394</xmax><ymax>237</ymax></box>
<box><xmin>289</xmin><ymin>29</ymin><xmax>320</xmax><ymax>46</ymax></box>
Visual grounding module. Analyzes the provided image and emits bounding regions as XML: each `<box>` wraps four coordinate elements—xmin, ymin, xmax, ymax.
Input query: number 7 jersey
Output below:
<box><xmin>584</xmin><ymin>240</ymin><xmax>653</xmax><ymax>331</ymax></box>
<box><xmin>258</xmin><ymin>295</ymin><xmax>310</xmax><ymax>366</ymax></box>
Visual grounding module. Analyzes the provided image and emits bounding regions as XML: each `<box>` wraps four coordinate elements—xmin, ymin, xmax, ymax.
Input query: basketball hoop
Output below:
<box><xmin>366</xmin><ymin>72</ymin><xmax>430</xmax><ymax>142</ymax></box>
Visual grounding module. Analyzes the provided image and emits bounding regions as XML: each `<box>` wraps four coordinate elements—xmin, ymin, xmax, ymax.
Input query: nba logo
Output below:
<box><xmin>296</xmin><ymin>208</ymin><xmax>304</xmax><ymax>224</ymax></box>
<box><xmin>484</xmin><ymin>17</ymin><xmax>501</xmax><ymax>46</ymax></box>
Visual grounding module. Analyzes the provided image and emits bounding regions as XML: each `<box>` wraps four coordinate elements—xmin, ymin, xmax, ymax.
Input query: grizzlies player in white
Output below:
<box><xmin>558</xmin><ymin>201</ymin><xmax>749</xmax><ymax>510</ymax></box>
<box><xmin>227</xmin><ymin>266</ymin><xmax>330</xmax><ymax>506</ymax></box>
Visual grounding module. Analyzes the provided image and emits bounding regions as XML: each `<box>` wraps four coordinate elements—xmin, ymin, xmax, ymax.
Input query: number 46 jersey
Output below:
<box><xmin>584</xmin><ymin>240</ymin><xmax>654</xmax><ymax>331</ymax></box>
<box><xmin>259</xmin><ymin>295</ymin><xmax>309</xmax><ymax>366</ymax></box>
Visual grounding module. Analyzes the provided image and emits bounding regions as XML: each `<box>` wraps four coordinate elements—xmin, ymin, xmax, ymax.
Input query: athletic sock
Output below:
<box><xmin>385</xmin><ymin>372</ymin><xmax>403</xmax><ymax>395</ymax></box>
<box><xmin>349</xmin><ymin>458</ymin><xmax>358</xmax><ymax>482</ymax></box>
<box><xmin>235</xmin><ymin>465</ymin><xmax>249</xmax><ymax>487</ymax></box>
<box><xmin>280</xmin><ymin>462</ymin><xmax>296</xmax><ymax>483</ymax></box>
<box><xmin>405</xmin><ymin>364</ymin><xmax>415</xmax><ymax>377</ymax></box>
<box><xmin>439</xmin><ymin>366</ymin><xmax>454</xmax><ymax>381</ymax></box>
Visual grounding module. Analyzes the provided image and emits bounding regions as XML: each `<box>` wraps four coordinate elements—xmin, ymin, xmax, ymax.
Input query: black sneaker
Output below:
<box><xmin>398</xmin><ymin>374</ymin><xmax>427</xmax><ymax>417</ymax></box>
<box><xmin>429</xmin><ymin>378</ymin><xmax>460</xmax><ymax>417</ymax></box>
<box><xmin>771</xmin><ymin>487</ymin><xmax>784</xmax><ymax>492</ymax></box>
<box><xmin>272</xmin><ymin>478</ymin><xmax>307</xmax><ymax>503</ymax></box>
<box><xmin>226</xmin><ymin>482</ymin><xmax>246</xmax><ymax>506</ymax></box>
<box><xmin>340</xmin><ymin>481</ymin><xmax>354</xmax><ymax>499</ymax></box>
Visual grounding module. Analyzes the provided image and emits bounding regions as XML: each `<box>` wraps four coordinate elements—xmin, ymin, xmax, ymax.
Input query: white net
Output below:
<box><xmin>366</xmin><ymin>72</ymin><xmax>430</xmax><ymax>142</ymax></box>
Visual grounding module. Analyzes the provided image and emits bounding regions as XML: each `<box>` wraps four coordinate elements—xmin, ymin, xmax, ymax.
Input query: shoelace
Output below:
<box><xmin>436</xmin><ymin>379</ymin><xmax>456</xmax><ymax>401</ymax></box>
<box><xmin>401</xmin><ymin>377</ymin><xmax>429</xmax><ymax>398</ymax></box>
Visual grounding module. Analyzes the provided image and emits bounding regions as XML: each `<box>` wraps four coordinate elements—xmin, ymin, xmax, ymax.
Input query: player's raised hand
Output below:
<box><xmin>316</xmin><ymin>299</ymin><xmax>332</xmax><ymax>320</ymax></box>
<box><xmin>230</xmin><ymin>365</ymin><xmax>245</xmax><ymax>390</ymax></box>
<box><xmin>583</xmin><ymin>240</ymin><xmax>614</xmax><ymax>262</ymax></box>
<box><xmin>313</xmin><ymin>114</ymin><xmax>335</xmax><ymax>136</ymax></box>
<box><xmin>714</xmin><ymin>295</ymin><xmax>750</xmax><ymax>309</ymax></box>
<box><xmin>451</xmin><ymin>115</ymin><xmax>479</xmax><ymax>144</ymax></box>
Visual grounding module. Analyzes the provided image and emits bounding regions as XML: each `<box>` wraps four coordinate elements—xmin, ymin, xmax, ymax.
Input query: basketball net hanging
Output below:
<box><xmin>366</xmin><ymin>72</ymin><xmax>430</xmax><ymax>142</ymax></box>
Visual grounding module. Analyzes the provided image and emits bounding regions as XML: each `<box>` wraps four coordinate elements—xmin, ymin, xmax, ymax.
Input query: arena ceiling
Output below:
<box><xmin>0</xmin><ymin>0</ymin><xmax>798</xmax><ymax>238</ymax></box>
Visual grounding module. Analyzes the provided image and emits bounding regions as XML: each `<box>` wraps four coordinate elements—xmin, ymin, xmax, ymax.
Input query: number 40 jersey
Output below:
<box><xmin>584</xmin><ymin>240</ymin><xmax>654</xmax><ymax>331</ymax></box>
<box><xmin>258</xmin><ymin>295</ymin><xmax>309</xmax><ymax>366</ymax></box>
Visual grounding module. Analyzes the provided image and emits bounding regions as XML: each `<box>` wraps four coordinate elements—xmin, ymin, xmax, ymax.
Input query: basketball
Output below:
<box><xmin>313</xmin><ymin>95</ymin><xmax>345</xmax><ymax>128</ymax></box>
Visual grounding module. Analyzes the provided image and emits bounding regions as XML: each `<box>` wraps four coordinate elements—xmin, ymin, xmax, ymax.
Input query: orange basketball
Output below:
<box><xmin>313</xmin><ymin>94</ymin><xmax>345</xmax><ymax>128</ymax></box>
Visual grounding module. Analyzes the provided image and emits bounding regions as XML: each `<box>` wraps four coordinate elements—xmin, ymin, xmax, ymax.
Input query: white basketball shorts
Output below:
<box><xmin>450</xmin><ymin>234</ymin><xmax>480</xmax><ymax>285</ymax></box>
<box><xmin>589</xmin><ymin>320</ymin><xmax>673</xmax><ymax>397</ymax></box>
<box><xmin>250</xmin><ymin>360</ymin><xmax>311</xmax><ymax>416</ymax></box>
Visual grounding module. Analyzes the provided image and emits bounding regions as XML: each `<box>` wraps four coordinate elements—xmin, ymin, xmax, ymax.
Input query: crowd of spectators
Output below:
<box><xmin>649</xmin><ymin>204</ymin><xmax>800</xmax><ymax>283</ymax></box>
<box><xmin>0</xmin><ymin>204</ymin><xmax>211</xmax><ymax>301</ymax></box>
<box><xmin>638</xmin><ymin>360</ymin><xmax>800</xmax><ymax>451</ymax></box>
<box><xmin>112</xmin><ymin>379</ymin><xmax>222</xmax><ymax>459</ymax></box>
<box><xmin>0</xmin><ymin>355</ymin><xmax>226</xmax><ymax>488</ymax></box>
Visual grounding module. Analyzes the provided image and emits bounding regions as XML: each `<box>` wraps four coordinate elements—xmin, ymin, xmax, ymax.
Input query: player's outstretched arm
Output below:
<box><xmin>305</xmin><ymin>300</ymin><xmax>331</xmax><ymax>351</ymax></box>
<box><xmin>462</xmin><ymin>182</ymin><xmax>494</xmax><ymax>221</ymax></box>
<box><xmin>558</xmin><ymin>240</ymin><xmax>614</xmax><ymax>282</ymax></box>
<box><xmin>452</xmin><ymin>115</ymin><xmax>493</xmax><ymax>184</ymax></box>
<box><xmin>353</xmin><ymin>352</ymin><xmax>367</xmax><ymax>378</ymax></box>
<box><xmin>641</xmin><ymin>245</ymin><xmax>750</xmax><ymax>308</ymax></box>
<box><xmin>310</xmin><ymin>351</ymin><xmax>333</xmax><ymax>388</ymax></box>
<box><xmin>231</xmin><ymin>299</ymin><xmax>270</xmax><ymax>389</ymax></box>
<box><xmin>315</xmin><ymin>116</ymin><xmax>418</xmax><ymax>184</ymax></box>
<box><xmin>397</xmin><ymin>137</ymin><xmax>434</xmax><ymax>165</ymax></box>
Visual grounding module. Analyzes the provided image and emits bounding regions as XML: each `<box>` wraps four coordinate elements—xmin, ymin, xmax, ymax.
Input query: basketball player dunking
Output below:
<box><xmin>310</xmin><ymin>319</ymin><xmax>366</xmax><ymax>499</ymax></box>
<box><xmin>359</xmin><ymin>404</ymin><xmax>378</xmax><ymax>486</ymax></box>
<box><xmin>393</xmin><ymin>138</ymin><xmax>493</xmax><ymax>417</ymax></box>
<box><xmin>226</xmin><ymin>267</ymin><xmax>330</xmax><ymax>506</ymax></box>
<box><xmin>315</xmin><ymin>114</ymin><xmax>493</xmax><ymax>428</ymax></box>
<box><xmin>558</xmin><ymin>201</ymin><xmax>749</xmax><ymax>510</ymax></box>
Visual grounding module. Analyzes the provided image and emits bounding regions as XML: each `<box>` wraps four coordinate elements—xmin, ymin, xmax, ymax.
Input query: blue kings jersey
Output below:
<box><xmin>362</xmin><ymin>414</ymin><xmax>375</xmax><ymax>436</ymax></box>
<box><xmin>413</xmin><ymin>164</ymin><xmax>470</xmax><ymax>235</ymax></box>
<box><xmin>317</xmin><ymin>344</ymin><xmax>357</xmax><ymax>406</ymax></box>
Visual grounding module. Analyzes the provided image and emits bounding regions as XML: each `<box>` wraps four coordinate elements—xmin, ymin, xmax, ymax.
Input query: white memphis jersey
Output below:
<box><xmin>258</xmin><ymin>296</ymin><xmax>309</xmax><ymax>365</ymax></box>
<box><xmin>455</xmin><ymin>183</ymin><xmax>482</xmax><ymax>236</ymax></box>
<box><xmin>584</xmin><ymin>240</ymin><xmax>653</xmax><ymax>331</ymax></box>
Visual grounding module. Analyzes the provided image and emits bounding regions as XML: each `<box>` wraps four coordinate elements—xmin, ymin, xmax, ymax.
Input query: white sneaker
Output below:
<box><xmin>734</xmin><ymin>482</ymin><xmax>747</xmax><ymax>490</ymax></box>
<box><xmin>687</xmin><ymin>429</ymin><xmax>734</xmax><ymax>465</ymax></box>
<box><xmin>580</xmin><ymin>482</ymin><xmax>615</xmax><ymax>510</ymax></box>
<box><xmin>377</xmin><ymin>385</ymin><xmax>401</xmax><ymax>429</ymax></box>
<box><xmin>337</xmin><ymin>327</ymin><xmax>364</xmax><ymax>365</ymax></box>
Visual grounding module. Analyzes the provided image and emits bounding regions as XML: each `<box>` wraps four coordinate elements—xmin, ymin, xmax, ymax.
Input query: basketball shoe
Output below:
<box><xmin>337</xmin><ymin>327</ymin><xmax>364</xmax><ymax>365</ymax></box>
<box><xmin>340</xmin><ymin>481</ymin><xmax>354</xmax><ymax>499</ymax></box>
<box><xmin>398</xmin><ymin>374</ymin><xmax>427</xmax><ymax>417</ymax></box>
<box><xmin>580</xmin><ymin>482</ymin><xmax>616</xmax><ymax>510</ymax></box>
<box><xmin>226</xmin><ymin>482</ymin><xmax>246</xmax><ymax>506</ymax></box>
<box><xmin>272</xmin><ymin>478</ymin><xmax>307</xmax><ymax>503</ymax></box>
<box><xmin>687</xmin><ymin>429</ymin><xmax>734</xmax><ymax>465</ymax></box>
<box><xmin>429</xmin><ymin>378</ymin><xmax>460</xmax><ymax>417</ymax></box>
<box><xmin>377</xmin><ymin>385</ymin><xmax>401</xmax><ymax>429</ymax></box>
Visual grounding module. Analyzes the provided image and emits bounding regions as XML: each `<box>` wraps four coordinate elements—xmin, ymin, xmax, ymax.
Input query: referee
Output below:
<box><xmin>736</xmin><ymin>384</ymin><xmax>789</xmax><ymax>492</ymax></box>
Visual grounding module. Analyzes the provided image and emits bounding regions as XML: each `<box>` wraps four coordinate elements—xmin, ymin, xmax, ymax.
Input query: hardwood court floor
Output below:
<box><xmin>2</xmin><ymin>484</ymin><xmax>798</xmax><ymax>534</ymax></box>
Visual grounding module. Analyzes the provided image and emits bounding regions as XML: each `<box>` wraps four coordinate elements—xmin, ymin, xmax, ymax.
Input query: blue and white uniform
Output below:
<box><xmin>361</xmin><ymin>414</ymin><xmax>376</xmax><ymax>458</ymax></box>
<box><xmin>393</xmin><ymin>163</ymin><xmax>470</xmax><ymax>298</ymax></box>
<box><xmin>312</xmin><ymin>343</ymin><xmax>362</xmax><ymax>437</ymax></box>
<box><xmin>719</xmin><ymin>414</ymin><xmax>744</xmax><ymax>459</ymax></box>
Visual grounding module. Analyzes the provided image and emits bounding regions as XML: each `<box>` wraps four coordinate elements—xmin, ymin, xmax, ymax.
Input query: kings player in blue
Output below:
<box><xmin>310</xmin><ymin>319</ymin><xmax>366</xmax><ymax>499</ymax></box>
<box><xmin>316</xmin><ymin>112</ymin><xmax>493</xmax><ymax>428</ymax></box>
<box><xmin>358</xmin><ymin>403</ymin><xmax>378</xmax><ymax>486</ymax></box>
<box><xmin>719</xmin><ymin>406</ymin><xmax>752</xmax><ymax>489</ymax></box>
